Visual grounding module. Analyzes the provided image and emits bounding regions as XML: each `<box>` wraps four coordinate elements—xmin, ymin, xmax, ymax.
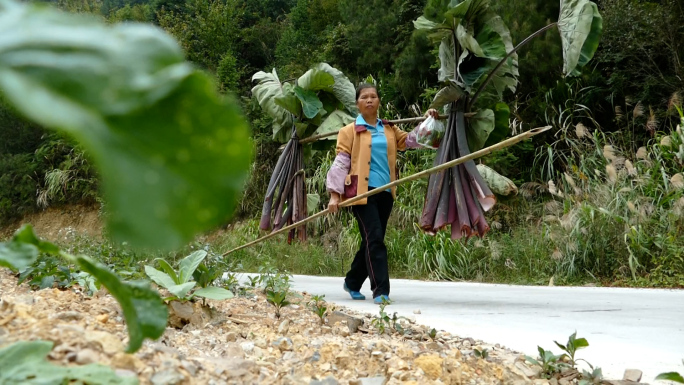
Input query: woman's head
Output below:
<box><xmin>356</xmin><ymin>83</ymin><xmax>380</xmax><ymax>117</ymax></box>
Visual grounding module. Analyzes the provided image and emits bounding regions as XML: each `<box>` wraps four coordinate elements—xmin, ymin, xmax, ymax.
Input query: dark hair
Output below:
<box><xmin>355</xmin><ymin>83</ymin><xmax>378</xmax><ymax>101</ymax></box>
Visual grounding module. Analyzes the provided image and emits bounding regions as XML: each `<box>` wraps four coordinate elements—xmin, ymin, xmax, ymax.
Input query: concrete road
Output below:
<box><xmin>281</xmin><ymin>274</ymin><xmax>684</xmax><ymax>382</ymax></box>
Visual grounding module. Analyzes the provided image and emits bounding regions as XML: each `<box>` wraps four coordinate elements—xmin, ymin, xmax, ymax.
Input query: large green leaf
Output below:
<box><xmin>456</xmin><ymin>24</ymin><xmax>485</xmax><ymax>58</ymax></box>
<box><xmin>311</xmin><ymin>63</ymin><xmax>357</xmax><ymax>114</ymax></box>
<box><xmin>167</xmin><ymin>281</ymin><xmax>196</xmax><ymax>299</ymax></box>
<box><xmin>252</xmin><ymin>68</ymin><xmax>295</xmax><ymax>139</ymax></box>
<box><xmin>430</xmin><ymin>81</ymin><xmax>466</xmax><ymax>110</ymax></box>
<box><xmin>0</xmin><ymin>340</ymin><xmax>137</xmax><ymax>385</ymax></box>
<box><xmin>0</xmin><ymin>0</ymin><xmax>252</xmax><ymax>250</ymax></box>
<box><xmin>413</xmin><ymin>15</ymin><xmax>440</xmax><ymax>30</ymax></box>
<box><xmin>483</xmin><ymin>102</ymin><xmax>510</xmax><ymax>146</ymax></box>
<box><xmin>438</xmin><ymin>36</ymin><xmax>457</xmax><ymax>82</ymax></box>
<box><xmin>153</xmin><ymin>258</ymin><xmax>179</xmax><ymax>284</ymax></box>
<box><xmin>144</xmin><ymin>265</ymin><xmax>177</xmax><ymax>289</ymax></box>
<box><xmin>307</xmin><ymin>193</ymin><xmax>320</xmax><ymax>215</ymax></box>
<box><xmin>193</xmin><ymin>286</ymin><xmax>234</xmax><ymax>300</ymax></box>
<box><xmin>178</xmin><ymin>250</ymin><xmax>207</xmax><ymax>283</ymax></box>
<box><xmin>79</xmin><ymin>257</ymin><xmax>167</xmax><ymax>353</ymax></box>
<box><xmin>294</xmin><ymin>86</ymin><xmax>323</xmax><ymax>119</ymax></box>
<box><xmin>297</xmin><ymin>68</ymin><xmax>335</xmax><ymax>92</ymax></box>
<box><xmin>273</xmin><ymin>83</ymin><xmax>302</xmax><ymax>117</ymax></box>
<box><xmin>655</xmin><ymin>372</ymin><xmax>684</xmax><ymax>383</ymax></box>
<box><xmin>0</xmin><ymin>225</ymin><xmax>58</xmax><ymax>271</ymax></box>
<box><xmin>466</xmin><ymin>108</ymin><xmax>495</xmax><ymax>151</ymax></box>
<box><xmin>313</xmin><ymin>110</ymin><xmax>355</xmax><ymax>139</ymax></box>
<box><xmin>558</xmin><ymin>0</ymin><xmax>603</xmax><ymax>76</ymax></box>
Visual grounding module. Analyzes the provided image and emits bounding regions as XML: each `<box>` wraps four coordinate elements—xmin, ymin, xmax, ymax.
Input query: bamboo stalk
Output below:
<box><xmin>278</xmin><ymin>114</ymin><xmax>479</xmax><ymax>149</ymax></box>
<box><xmin>223</xmin><ymin>125</ymin><xmax>550</xmax><ymax>256</ymax></box>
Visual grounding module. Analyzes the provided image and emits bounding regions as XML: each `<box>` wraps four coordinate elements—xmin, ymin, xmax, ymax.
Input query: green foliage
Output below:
<box><xmin>1</xmin><ymin>225</ymin><xmax>168</xmax><ymax>353</ymax></box>
<box><xmin>554</xmin><ymin>331</ymin><xmax>589</xmax><ymax>368</ymax></box>
<box><xmin>157</xmin><ymin>0</ymin><xmax>241</xmax><ymax>71</ymax></box>
<box><xmin>656</xmin><ymin>372</ymin><xmax>684</xmax><ymax>384</ymax></box>
<box><xmin>596</xmin><ymin>0</ymin><xmax>684</xmax><ymax>109</ymax></box>
<box><xmin>145</xmin><ymin>250</ymin><xmax>234</xmax><ymax>301</ymax></box>
<box><xmin>266</xmin><ymin>289</ymin><xmax>291</xmax><ymax>319</ymax></box>
<box><xmin>251</xmin><ymin>63</ymin><xmax>356</xmax><ymax>142</ymax></box>
<box><xmin>0</xmin><ymin>0</ymin><xmax>252</xmax><ymax>250</ymax></box>
<box><xmin>0</xmin><ymin>340</ymin><xmax>136</xmax><ymax>385</ymax></box>
<box><xmin>308</xmin><ymin>294</ymin><xmax>327</xmax><ymax>324</ymax></box>
<box><xmin>525</xmin><ymin>346</ymin><xmax>568</xmax><ymax>379</ymax></box>
<box><xmin>473</xmin><ymin>348</ymin><xmax>489</xmax><ymax>359</ymax></box>
<box><xmin>216</xmin><ymin>51</ymin><xmax>241</xmax><ymax>93</ymax></box>
<box><xmin>18</xmin><ymin>256</ymin><xmax>79</xmax><ymax>291</ymax></box>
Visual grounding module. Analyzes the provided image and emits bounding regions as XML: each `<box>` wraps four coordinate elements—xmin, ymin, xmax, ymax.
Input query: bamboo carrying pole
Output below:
<box><xmin>223</xmin><ymin>125</ymin><xmax>551</xmax><ymax>257</ymax></box>
<box><xmin>280</xmin><ymin>115</ymin><xmax>476</xmax><ymax>149</ymax></box>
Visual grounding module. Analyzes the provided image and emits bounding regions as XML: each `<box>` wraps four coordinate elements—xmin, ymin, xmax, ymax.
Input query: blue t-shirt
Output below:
<box><xmin>356</xmin><ymin>115</ymin><xmax>391</xmax><ymax>191</ymax></box>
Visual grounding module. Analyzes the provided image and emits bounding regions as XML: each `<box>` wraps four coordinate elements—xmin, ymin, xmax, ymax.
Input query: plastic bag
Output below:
<box><xmin>415</xmin><ymin>116</ymin><xmax>445</xmax><ymax>149</ymax></box>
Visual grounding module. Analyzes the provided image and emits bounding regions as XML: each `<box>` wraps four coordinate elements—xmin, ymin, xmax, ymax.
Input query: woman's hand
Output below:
<box><xmin>425</xmin><ymin>108</ymin><xmax>440</xmax><ymax>119</ymax></box>
<box><xmin>328</xmin><ymin>193</ymin><xmax>340</xmax><ymax>214</ymax></box>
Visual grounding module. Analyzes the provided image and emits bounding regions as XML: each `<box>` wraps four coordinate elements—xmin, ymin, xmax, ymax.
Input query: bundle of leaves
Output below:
<box><xmin>414</xmin><ymin>0</ymin><xmax>602</xmax><ymax>239</ymax></box>
<box><xmin>252</xmin><ymin>63</ymin><xmax>358</xmax><ymax>240</ymax></box>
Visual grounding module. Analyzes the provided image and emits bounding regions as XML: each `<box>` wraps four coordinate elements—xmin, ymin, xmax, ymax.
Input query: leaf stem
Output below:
<box><xmin>469</xmin><ymin>22</ymin><xmax>558</xmax><ymax>108</ymax></box>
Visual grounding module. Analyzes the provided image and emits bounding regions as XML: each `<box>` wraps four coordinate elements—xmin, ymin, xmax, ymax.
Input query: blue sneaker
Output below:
<box><xmin>343</xmin><ymin>282</ymin><xmax>366</xmax><ymax>300</ymax></box>
<box><xmin>373</xmin><ymin>295</ymin><xmax>391</xmax><ymax>304</ymax></box>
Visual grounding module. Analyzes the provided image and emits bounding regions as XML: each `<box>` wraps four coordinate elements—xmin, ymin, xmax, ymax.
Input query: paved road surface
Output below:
<box><xmin>274</xmin><ymin>274</ymin><xmax>683</xmax><ymax>382</ymax></box>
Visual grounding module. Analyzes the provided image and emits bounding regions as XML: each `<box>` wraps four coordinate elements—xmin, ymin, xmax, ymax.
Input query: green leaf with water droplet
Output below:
<box><xmin>0</xmin><ymin>0</ymin><xmax>252</xmax><ymax>250</ymax></box>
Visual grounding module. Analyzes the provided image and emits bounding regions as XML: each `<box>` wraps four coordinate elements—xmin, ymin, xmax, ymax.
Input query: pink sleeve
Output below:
<box><xmin>405</xmin><ymin>129</ymin><xmax>420</xmax><ymax>149</ymax></box>
<box><xmin>326</xmin><ymin>152</ymin><xmax>351</xmax><ymax>194</ymax></box>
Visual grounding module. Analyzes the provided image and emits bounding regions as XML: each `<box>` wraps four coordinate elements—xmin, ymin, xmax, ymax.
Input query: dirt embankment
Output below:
<box><xmin>1</xmin><ymin>204</ymin><xmax>102</xmax><ymax>241</ymax></box>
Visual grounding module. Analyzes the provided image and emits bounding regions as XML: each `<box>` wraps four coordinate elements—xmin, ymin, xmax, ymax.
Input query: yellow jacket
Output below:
<box><xmin>335</xmin><ymin>120</ymin><xmax>410</xmax><ymax>206</ymax></box>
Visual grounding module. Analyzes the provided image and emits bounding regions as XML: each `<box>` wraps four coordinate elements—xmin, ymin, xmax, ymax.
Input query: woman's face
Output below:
<box><xmin>356</xmin><ymin>87</ymin><xmax>380</xmax><ymax>116</ymax></box>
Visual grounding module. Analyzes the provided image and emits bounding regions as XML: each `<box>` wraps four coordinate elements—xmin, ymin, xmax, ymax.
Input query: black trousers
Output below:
<box><xmin>344</xmin><ymin>190</ymin><xmax>394</xmax><ymax>298</ymax></box>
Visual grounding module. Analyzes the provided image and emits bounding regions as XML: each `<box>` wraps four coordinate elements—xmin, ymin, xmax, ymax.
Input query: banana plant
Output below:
<box><xmin>144</xmin><ymin>250</ymin><xmax>234</xmax><ymax>301</ymax></box>
<box><xmin>414</xmin><ymin>0</ymin><xmax>602</xmax><ymax>239</ymax></box>
<box><xmin>252</xmin><ymin>63</ymin><xmax>357</xmax><ymax>241</ymax></box>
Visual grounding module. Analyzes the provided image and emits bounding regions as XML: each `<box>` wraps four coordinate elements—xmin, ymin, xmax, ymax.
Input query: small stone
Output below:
<box><xmin>75</xmin><ymin>349</ymin><xmax>98</xmax><ymax>365</ymax></box>
<box><xmin>309</xmin><ymin>351</ymin><xmax>321</xmax><ymax>362</ymax></box>
<box><xmin>224</xmin><ymin>342</ymin><xmax>245</xmax><ymax>358</ymax></box>
<box><xmin>321</xmin><ymin>326</ymin><xmax>332</xmax><ymax>334</ymax></box>
<box><xmin>623</xmin><ymin>369</ymin><xmax>643</xmax><ymax>382</ymax></box>
<box><xmin>254</xmin><ymin>338</ymin><xmax>267</xmax><ymax>348</ymax></box>
<box><xmin>240</xmin><ymin>341</ymin><xmax>255</xmax><ymax>353</ymax></box>
<box><xmin>225</xmin><ymin>332</ymin><xmax>238</xmax><ymax>342</ymax></box>
<box><xmin>55</xmin><ymin>311</ymin><xmax>83</xmax><ymax>321</ymax></box>
<box><xmin>515</xmin><ymin>361</ymin><xmax>541</xmax><ymax>378</ymax></box>
<box><xmin>309</xmin><ymin>375</ymin><xmax>339</xmax><ymax>385</ymax></box>
<box><xmin>413</xmin><ymin>310</ymin><xmax>421</xmax><ymax>314</ymax></box>
<box><xmin>278</xmin><ymin>319</ymin><xmax>291</xmax><ymax>335</ymax></box>
<box><xmin>85</xmin><ymin>331</ymin><xmax>124</xmax><ymax>355</ymax></box>
<box><xmin>327</xmin><ymin>311</ymin><xmax>363</xmax><ymax>333</ymax></box>
<box><xmin>181</xmin><ymin>360</ymin><xmax>198</xmax><ymax>376</ymax></box>
<box><xmin>352</xmin><ymin>377</ymin><xmax>387</xmax><ymax>385</ymax></box>
<box><xmin>110</xmin><ymin>352</ymin><xmax>142</xmax><ymax>371</ymax></box>
<box><xmin>151</xmin><ymin>369</ymin><xmax>185</xmax><ymax>385</ymax></box>
<box><xmin>273</xmin><ymin>337</ymin><xmax>293</xmax><ymax>352</ymax></box>
<box><xmin>96</xmin><ymin>313</ymin><xmax>109</xmax><ymax>324</ymax></box>
<box><xmin>414</xmin><ymin>354</ymin><xmax>443</xmax><ymax>380</ymax></box>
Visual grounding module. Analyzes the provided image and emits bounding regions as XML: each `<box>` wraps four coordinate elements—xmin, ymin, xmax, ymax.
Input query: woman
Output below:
<box><xmin>326</xmin><ymin>83</ymin><xmax>438</xmax><ymax>304</ymax></box>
